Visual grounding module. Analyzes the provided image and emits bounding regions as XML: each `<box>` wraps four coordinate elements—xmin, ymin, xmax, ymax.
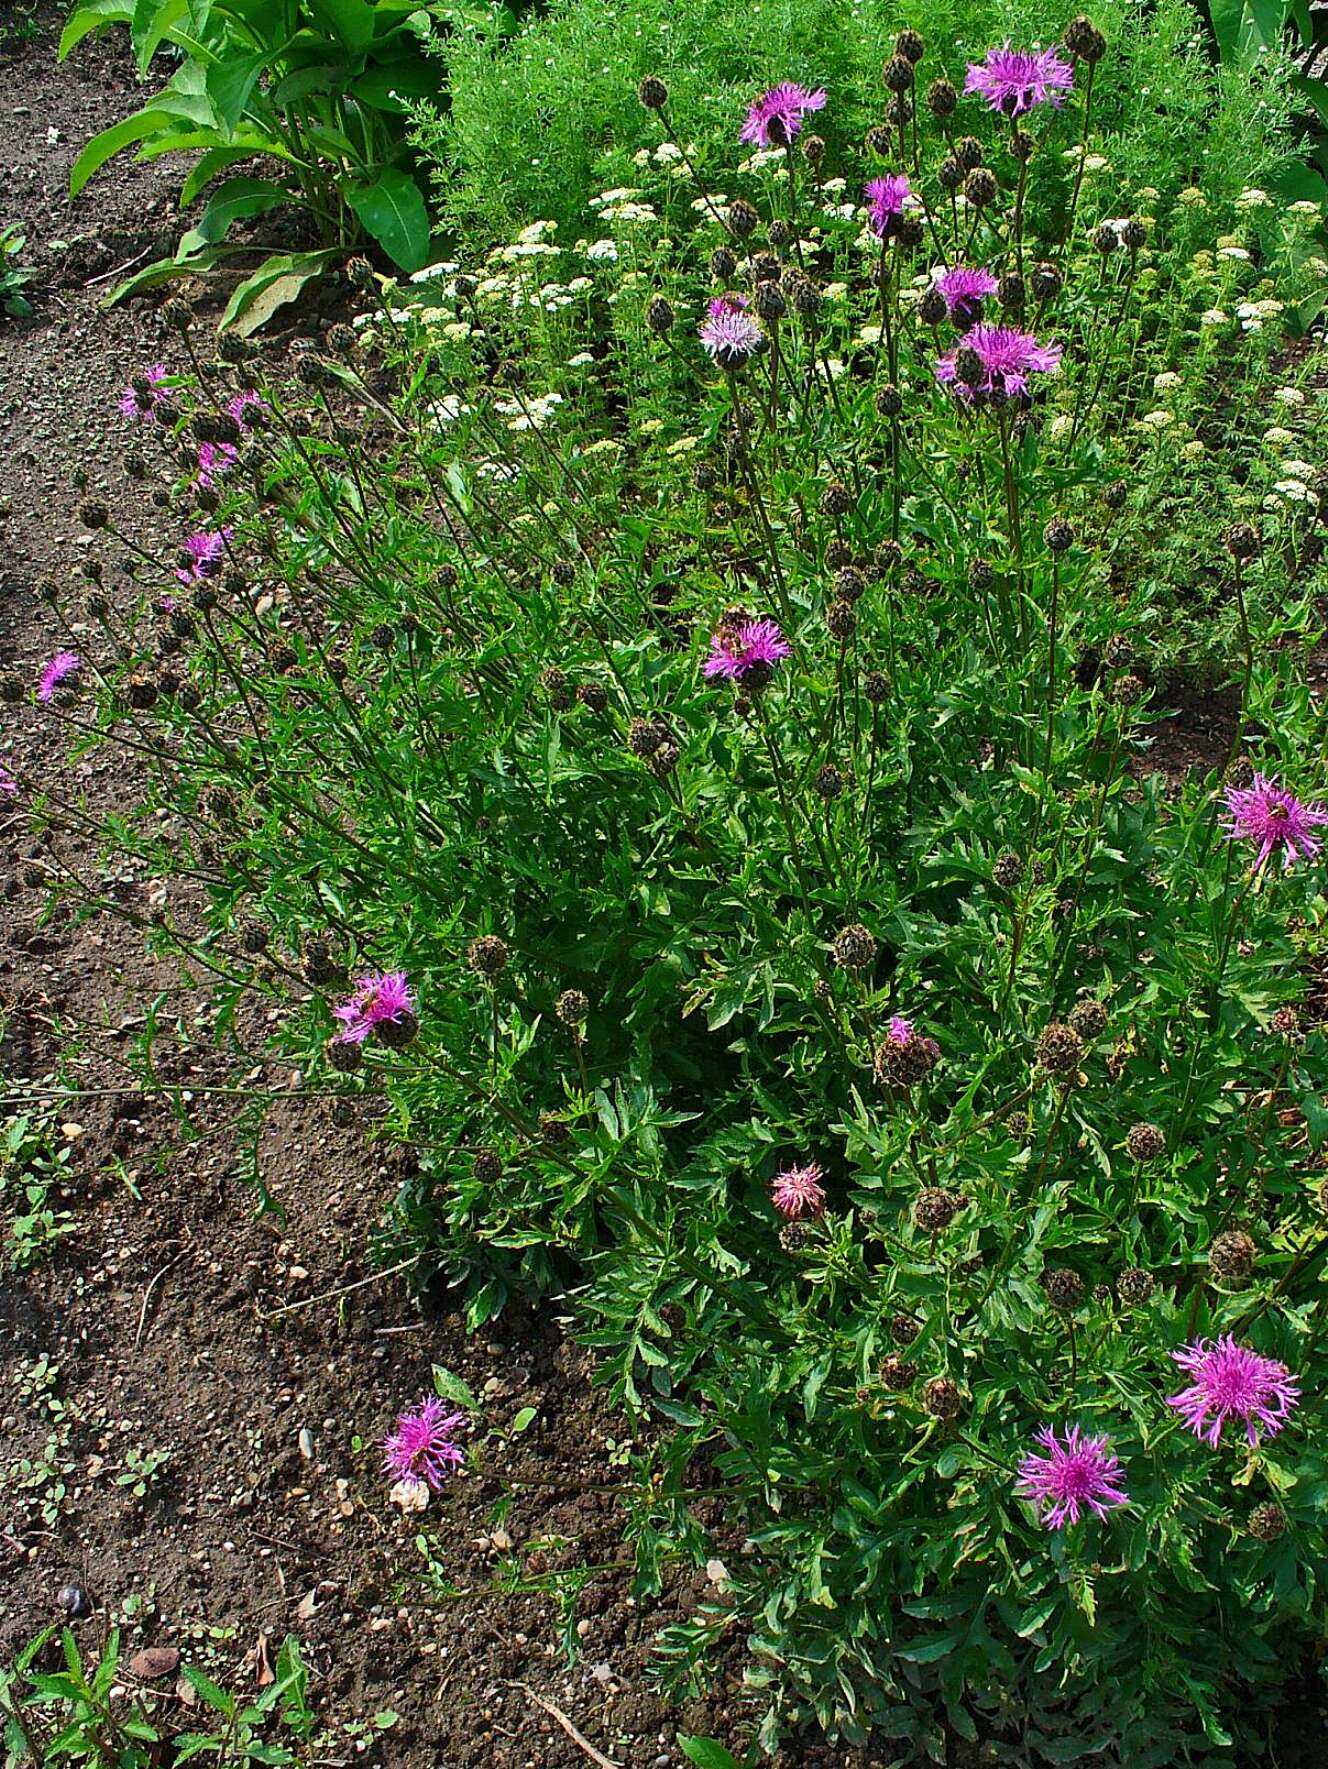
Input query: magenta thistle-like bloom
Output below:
<box><xmin>117</xmin><ymin>362</ymin><xmax>171</xmax><ymax>421</ymax></box>
<box><xmin>935</xmin><ymin>324</ymin><xmax>1062</xmax><ymax>402</ymax></box>
<box><xmin>383</xmin><ymin>1397</ymin><xmax>465</xmax><ymax>1491</ymax></box>
<box><xmin>934</xmin><ymin>266</ymin><xmax>999</xmax><ymax>329</ymax></box>
<box><xmin>703</xmin><ymin>616</ymin><xmax>791</xmax><ymax>681</ymax></box>
<box><xmin>864</xmin><ymin>174</ymin><xmax>917</xmax><ymax>241</ymax></box>
<box><xmin>333</xmin><ymin>970</ymin><xmax>416</xmax><ymax>1044</ymax></box>
<box><xmin>1222</xmin><ymin>773</ymin><xmax>1327</xmax><ymax>873</ymax></box>
<box><xmin>175</xmin><ymin>527</ymin><xmax>233</xmax><ymax>585</ymax></box>
<box><xmin>226</xmin><ymin>390</ymin><xmax>269</xmax><ymax>430</ymax></box>
<box><xmin>699</xmin><ymin>293</ymin><xmax>766</xmax><ymax>369</ymax></box>
<box><xmin>1016</xmin><ymin>1424</ymin><xmax>1128</xmax><ymax>1529</ymax></box>
<box><xmin>1166</xmin><ymin>1335</ymin><xmax>1300</xmax><ymax>1448</ymax></box>
<box><xmin>196</xmin><ymin>440</ymin><xmax>238</xmax><ymax>490</ymax></box>
<box><xmin>965</xmin><ymin>43</ymin><xmax>1075</xmax><ymax>117</ymax></box>
<box><xmin>38</xmin><ymin>651</ymin><xmax>81</xmax><ymax>702</ymax></box>
<box><xmin>771</xmin><ymin>1161</ymin><xmax>826</xmax><ymax>1219</ymax></box>
<box><xmin>886</xmin><ymin>1014</ymin><xmax>915</xmax><ymax>1045</ymax></box>
<box><xmin>740</xmin><ymin>82</ymin><xmax>826</xmax><ymax>148</ymax></box>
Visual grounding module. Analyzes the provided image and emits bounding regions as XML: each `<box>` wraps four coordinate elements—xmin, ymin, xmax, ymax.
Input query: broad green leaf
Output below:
<box><xmin>59</xmin><ymin>0</ymin><xmax>133</xmax><ymax>60</ymax></box>
<box><xmin>218</xmin><ymin>248</ymin><xmax>338</xmax><ymax>335</ymax></box>
<box><xmin>179</xmin><ymin>175</ymin><xmax>289</xmax><ymax>253</ymax></box>
<box><xmin>131</xmin><ymin>0</ymin><xmax>191</xmax><ymax>70</ymax></box>
<box><xmin>351</xmin><ymin>58</ymin><xmax>444</xmax><ymax>112</ymax></box>
<box><xmin>346</xmin><ymin>169</ymin><xmax>430</xmax><ymax>272</ymax></box>
<box><xmin>679</xmin><ymin>1740</ymin><xmax>741</xmax><ymax>1769</ymax></box>
<box><xmin>103</xmin><ymin>246</ymin><xmax>237</xmax><ymax>307</ymax></box>
<box><xmin>206</xmin><ymin>51</ymin><xmax>267</xmax><ymax>135</ymax></box>
<box><xmin>181</xmin><ymin>1664</ymin><xmax>238</xmax><ymax>1717</ymax></box>
<box><xmin>307</xmin><ymin>0</ymin><xmax>376</xmax><ymax>50</ymax></box>
<box><xmin>69</xmin><ymin>110</ymin><xmax>164</xmax><ymax>198</ymax></box>
<box><xmin>431</xmin><ymin>1362</ymin><xmax>479</xmax><ymax>1410</ymax></box>
<box><xmin>511</xmin><ymin>1405</ymin><xmax>537</xmax><ymax>1432</ymax></box>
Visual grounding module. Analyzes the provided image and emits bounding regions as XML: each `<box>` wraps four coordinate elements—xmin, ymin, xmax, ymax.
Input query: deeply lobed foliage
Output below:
<box><xmin>15</xmin><ymin>15</ymin><xmax>1328</xmax><ymax>1765</ymax></box>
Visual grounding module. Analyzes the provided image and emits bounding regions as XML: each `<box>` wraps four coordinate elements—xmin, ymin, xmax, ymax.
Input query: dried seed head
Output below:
<box><xmin>638</xmin><ymin>74</ymin><xmax>669</xmax><ymax>109</ymax></box>
<box><xmin>627</xmin><ymin>717</ymin><xmax>664</xmax><ymax>759</ymax></box>
<box><xmin>1068</xmin><ymin>997</ymin><xmax>1108</xmax><ymax>1041</ymax></box>
<box><xmin>1248</xmin><ymin>1503</ymin><xmax>1287</xmax><ymax>1543</ymax></box>
<box><xmin>993</xmin><ymin>852</ymin><xmax>1024</xmax><ymax>890</ymax></box>
<box><xmin>1043</xmin><ymin>1266</ymin><xmax>1086</xmax><ymax>1311</ymax></box>
<box><xmin>326</xmin><ymin>1037</ymin><xmax>363</xmax><ymax>1073</ymax></box>
<box><xmin>1036</xmin><ymin>1020</ymin><xmax>1083</xmax><ymax>1076</ymax></box>
<box><xmin>1270</xmin><ymin>1004</ymin><xmax>1300</xmax><ymax>1037</ymax></box>
<box><xmin>467</xmin><ymin>934</ymin><xmax>510</xmax><ymax>978</ymax></box>
<box><xmin>1209</xmin><ymin>1228</ymin><xmax>1257</xmax><ymax>1281</ymax></box>
<box><xmin>474</xmin><ymin>1149</ymin><xmax>503</xmax><ymax>1183</ymax></box>
<box><xmin>1117</xmin><ymin>1266</ymin><xmax>1154</xmax><ymax>1307</ymax></box>
<box><xmin>1125</xmin><ymin>1121</ymin><xmax>1166</xmax><ymax>1163</ymax></box>
<box><xmin>556</xmin><ymin>989</ymin><xmax>589</xmax><ymax>1026</ymax></box>
<box><xmin>832</xmin><ymin>923</ymin><xmax>877</xmax><ymax>971</ymax></box>
<box><xmin>914</xmin><ymin>1188</ymin><xmax>963</xmax><ymax>1232</ymax></box>
<box><xmin>920</xmin><ymin>1376</ymin><xmax>964</xmax><ymax>1420</ymax></box>
<box><xmin>1111</xmin><ymin>673</ymin><xmax>1145</xmax><ymax>708</ymax></box>
<box><xmin>880</xmin><ymin>1353</ymin><xmax>918</xmax><ymax>1390</ymax></box>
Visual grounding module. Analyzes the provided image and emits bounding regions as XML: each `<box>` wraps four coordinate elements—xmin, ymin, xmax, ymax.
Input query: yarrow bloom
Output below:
<box><xmin>117</xmin><ymin>363</ymin><xmax>170</xmax><ymax>421</ymax></box>
<box><xmin>864</xmin><ymin>175</ymin><xmax>916</xmax><ymax>241</ymax></box>
<box><xmin>175</xmin><ymin>527</ymin><xmax>233</xmax><ymax>585</ymax></box>
<box><xmin>383</xmin><ymin>1398</ymin><xmax>465</xmax><ymax>1491</ymax></box>
<box><xmin>333</xmin><ymin>970</ymin><xmax>416</xmax><ymax>1043</ymax></box>
<box><xmin>935</xmin><ymin>324</ymin><xmax>1062</xmax><ymax>402</ymax></box>
<box><xmin>703</xmin><ymin>616</ymin><xmax>791</xmax><ymax>681</ymax></box>
<box><xmin>698</xmin><ymin>294</ymin><xmax>766</xmax><ymax>369</ymax></box>
<box><xmin>964</xmin><ymin>43</ymin><xmax>1074</xmax><ymax>117</ymax></box>
<box><xmin>1166</xmin><ymin>1336</ymin><xmax>1300</xmax><ymax>1447</ymax></box>
<box><xmin>934</xmin><ymin>266</ymin><xmax>999</xmax><ymax>329</ymax></box>
<box><xmin>1016</xmin><ymin>1425</ymin><xmax>1128</xmax><ymax>1529</ymax></box>
<box><xmin>196</xmin><ymin>441</ymin><xmax>238</xmax><ymax>490</ymax></box>
<box><xmin>1222</xmin><ymin>773</ymin><xmax>1327</xmax><ymax>873</ymax></box>
<box><xmin>739</xmin><ymin>82</ymin><xmax>826</xmax><ymax>148</ymax></box>
<box><xmin>226</xmin><ymin>390</ymin><xmax>269</xmax><ymax>430</ymax></box>
<box><xmin>771</xmin><ymin>1161</ymin><xmax>826</xmax><ymax>1219</ymax></box>
<box><xmin>38</xmin><ymin>652</ymin><xmax>81</xmax><ymax>702</ymax></box>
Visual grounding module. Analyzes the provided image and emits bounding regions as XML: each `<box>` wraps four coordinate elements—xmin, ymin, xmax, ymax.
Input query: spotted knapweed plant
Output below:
<box><xmin>14</xmin><ymin>16</ymin><xmax>1328</xmax><ymax>1764</ymax></box>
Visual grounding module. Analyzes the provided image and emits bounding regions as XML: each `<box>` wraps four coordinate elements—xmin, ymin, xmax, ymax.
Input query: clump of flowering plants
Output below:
<box><xmin>13</xmin><ymin>18</ymin><xmax>1328</xmax><ymax>1765</ymax></box>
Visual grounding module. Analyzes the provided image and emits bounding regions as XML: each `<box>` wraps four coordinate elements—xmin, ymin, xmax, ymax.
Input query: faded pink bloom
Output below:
<box><xmin>0</xmin><ymin>758</ymin><xmax>16</xmax><ymax>797</ymax></box>
<box><xmin>196</xmin><ymin>441</ymin><xmax>238</xmax><ymax>489</ymax></box>
<box><xmin>1223</xmin><ymin>774</ymin><xmax>1327</xmax><ymax>873</ymax></box>
<box><xmin>118</xmin><ymin>363</ymin><xmax>171</xmax><ymax>421</ymax></box>
<box><xmin>1016</xmin><ymin>1425</ymin><xmax>1128</xmax><ymax>1528</ymax></box>
<box><xmin>1166</xmin><ymin>1336</ymin><xmax>1300</xmax><ymax>1447</ymax></box>
<box><xmin>699</xmin><ymin>293</ymin><xmax>765</xmax><ymax>369</ymax></box>
<box><xmin>740</xmin><ymin>83</ymin><xmax>826</xmax><ymax>148</ymax></box>
<box><xmin>965</xmin><ymin>43</ymin><xmax>1074</xmax><ymax>117</ymax></box>
<box><xmin>887</xmin><ymin>1014</ymin><xmax>915</xmax><ymax>1045</ymax></box>
<box><xmin>865</xmin><ymin>174</ymin><xmax>917</xmax><ymax>241</ymax></box>
<box><xmin>935</xmin><ymin>324</ymin><xmax>1062</xmax><ymax>402</ymax></box>
<box><xmin>383</xmin><ymin>1397</ymin><xmax>465</xmax><ymax>1491</ymax></box>
<box><xmin>703</xmin><ymin>617</ymin><xmax>791</xmax><ymax>681</ymax></box>
<box><xmin>175</xmin><ymin>527</ymin><xmax>233</xmax><ymax>585</ymax></box>
<box><xmin>771</xmin><ymin>1161</ymin><xmax>826</xmax><ymax>1219</ymax></box>
<box><xmin>934</xmin><ymin>266</ymin><xmax>999</xmax><ymax>328</ymax></box>
<box><xmin>333</xmin><ymin>969</ymin><xmax>416</xmax><ymax>1043</ymax></box>
<box><xmin>226</xmin><ymin>390</ymin><xmax>269</xmax><ymax>430</ymax></box>
<box><xmin>38</xmin><ymin>652</ymin><xmax>81</xmax><ymax>702</ymax></box>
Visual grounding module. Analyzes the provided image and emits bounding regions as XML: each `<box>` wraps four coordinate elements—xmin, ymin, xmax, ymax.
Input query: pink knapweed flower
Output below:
<box><xmin>117</xmin><ymin>363</ymin><xmax>171</xmax><ymax>421</ymax></box>
<box><xmin>935</xmin><ymin>324</ymin><xmax>1062</xmax><ymax>402</ymax></box>
<box><xmin>383</xmin><ymin>1397</ymin><xmax>465</xmax><ymax>1491</ymax></box>
<box><xmin>771</xmin><ymin>1161</ymin><xmax>826</xmax><ymax>1219</ymax></box>
<box><xmin>1222</xmin><ymin>774</ymin><xmax>1327</xmax><ymax>873</ymax></box>
<box><xmin>175</xmin><ymin>527</ymin><xmax>233</xmax><ymax>585</ymax></box>
<box><xmin>740</xmin><ymin>83</ymin><xmax>826</xmax><ymax>148</ymax></box>
<box><xmin>703</xmin><ymin>616</ymin><xmax>791</xmax><ymax>681</ymax></box>
<box><xmin>196</xmin><ymin>441</ymin><xmax>238</xmax><ymax>490</ymax></box>
<box><xmin>38</xmin><ymin>652</ymin><xmax>81</xmax><ymax>702</ymax></box>
<box><xmin>0</xmin><ymin>758</ymin><xmax>17</xmax><ymax>797</ymax></box>
<box><xmin>333</xmin><ymin>970</ymin><xmax>415</xmax><ymax>1044</ymax></box>
<box><xmin>965</xmin><ymin>43</ymin><xmax>1074</xmax><ymax>117</ymax></box>
<box><xmin>226</xmin><ymin>390</ymin><xmax>269</xmax><ymax>430</ymax></box>
<box><xmin>887</xmin><ymin>1014</ymin><xmax>915</xmax><ymax>1045</ymax></box>
<box><xmin>1167</xmin><ymin>1336</ymin><xmax>1300</xmax><ymax>1447</ymax></box>
<box><xmin>699</xmin><ymin>293</ymin><xmax>765</xmax><ymax>369</ymax></box>
<box><xmin>865</xmin><ymin>174</ymin><xmax>917</xmax><ymax>240</ymax></box>
<box><xmin>934</xmin><ymin>266</ymin><xmax>999</xmax><ymax>328</ymax></box>
<box><xmin>1016</xmin><ymin>1424</ymin><xmax>1128</xmax><ymax>1528</ymax></box>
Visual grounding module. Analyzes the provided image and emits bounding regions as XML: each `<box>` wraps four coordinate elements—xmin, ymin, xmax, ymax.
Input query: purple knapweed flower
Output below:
<box><xmin>1166</xmin><ymin>1336</ymin><xmax>1300</xmax><ymax>1447</ymax></box>
<box><xmin>0</xmin><ymin>758</ymin><xmax>17</xmax><ymax>798</ymax></box>
<box><xmin>935</xmin><ymin>324</ymin><xmax>1062</xmax><ymax>402</ymax></box>
<box><xmin>886</xmin><ymin>1014</ymin><xmax>916</xmax><ymax>1045</ymax></box>
<box><xmin>1015</xmin><ymin>1424</ymin><xmax>1129</xmax><ymax>1529</ymax></box>
<box><xmin>740</xmin><ymin>82</ymin><xmax>826</xmax><ymax>148</ymax></box>
<box><xmin>1222</xmin><ymin>774</ymin><xmax>1327</xmax><ymax>873</ymax></box>
<box><xmin>964</xmin><ymin>43</ymin><xmax>1075</xmax><ymax>117</ymax></box>
<box><xmin>699</xmin><ymin>293</ymin><xmax>766</xmax><ymax>369</ymax></box>
<box><xmin>226</xmin><ymin>390</ymin><xmax>269</xmax><ymax>430</ymax></box>
<box><xmin>196</xmin><ymin>441</ymin><xmax>238</xmax><ymax>490</ymax></box>
<box><xmin>38</xmin><ymin>652</ymin><xmax>81</xmax><ymax>702</ymax></box>
<box><xmin>175</xmin><ymin>527</ymin><xmax>233</xmax><ymax>585</ymax></box>
<box><xmin>864</xmin><ymin>174</ymin><xmax>917</xmax><ymax>241</ymax></box>
<box><xmin>771</xmin><ymin>1161</ymin><xmax>826</xmax><ymax>1219</ymax></box>
<box><xmin>333</xmin><ymin>970</ymin><xmax>416</xmax><ymax>1044</ymax></box>
<box><xmin>703</xmin><ymin>616</ymin><xmax>791</xmax><ymax>681</ymax></box>
<box><xmin>117</xmin><ymin>363</ymin><xmax>171</xmax><ymax>421</ymax></box>
<box><xmin>934</xmin><ymin>266</ymin><xmax>999</xmax><ymax>329</ymax></box>
<box><xmin>383</xmin><ymin>1397</ymin><xmax>465</xmax><ymax>1491</ymax></box>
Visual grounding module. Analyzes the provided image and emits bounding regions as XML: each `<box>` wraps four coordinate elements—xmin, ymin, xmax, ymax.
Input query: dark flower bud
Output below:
<box><xmin>820</xmin><ymin>480</ymin><xmax>852</xmax><ymax>517</ymax></box>
<box><xmin>919</xmin><ymin>286</ymin><xmax>948</xmax><ymax>327</ymax></box>
<box><xmin>883</xmin><ymin>54</ymin><xmax>915</xmax><ymax>92</ymax></box>
<box><xmin>968</xmin><ymin>558</ymin><xmax>994</xmax><ymax>590</ymax></box>
<box><xmin>1111</xmin><ymin>673</ymin><xmax>1145</xmax><ymax>708</ymax></box>
<box><xmin>1117</xmin><ymin>1267</ymin><xmax>1154</xmax><ymax>1307</ymax></box>
<box><xmin>326</xmin><ymin>321</ymin><xmax>357</xmax><ymax>355</ymax></box>
<box><xmin>1248</xmin><ymin>1503</ymin><xmax>1286</xmax><ymax>1543</ymax></box>
<box><xmin>467</xmin><ymin>934</ymin><xmax>510</xmax><ymax>978</ymax></box>
<box><xmin>1044</xmin><ymin>1266</ymin><xmax>1086</xmax><ymax>1310</ymax></box>
<box><xmin>865</xmin><ymin>124</ymin><xmax>894</xmax><ymax>158</ymax></box>
<box><xmin>998</xmin><ymin>271</ymin><xmax>1025</xmax><ymax>313</ymax></box>
<box><xmin>627</xmin><ymin>717</ymin><xmax>663</xmax><ymax>758</ymax></box>
<box><xmin>753</xmin><ymin>280</ymin><xmax>786</xmax><ymax>323</ymax></box>
<box><xmin>240</xmin><ymin>923</ymin><xmax>269</xmax><ymax>954</ymax></box>
<box><xmin>638</xmin><ymin>74</ymin><xmax>669</xmax><ymax>110</ymax></box>
<box><xmin>710</xmin><ymin>245</ymin><xmax>737</xmax><ymax>281</ymax></box>
<box><xmin>875</xmin><ymin>538</ymin><xmax>903</xmax><ymax>573</ymax></box>
<box><xmin>898</xmin><ymin>214</ymin><xmax>925</xmax><ymax>248</ymax></box>
<box><xmin>832</xmin><ymin>923</ymin><xmax>876</xmax><ymax>971</ymax></box>
<box><xmin>693</xmin><ymin>462</ymin><xmax>718</xmax><ymax>492</ymax></box>
<box><xmin>1121</xmin><ymin>217</ymin><xmax>1147</xmax><ymax>252</ymax></box>
<box><xmin>1068</xmin><ymin>997</ymin><xmax>1108</xmax><ymax>1040</ymax></box>
<box><xmin>956</xmin><ymin>346</ymin><xmax>985</xmax><ymax>389</ymax></box>
<box><xmin>862</xmin><ymin>669</ymin><xmax>890</xmax><ymax>705</ymax></box>
<box><xmin>126</xmin><ymin>674</ymin><xmax>158</xmax><ymax>710</ymax></box>
<box><xmin>474</xmin><ymin>1149</ymin><xmax>502</xmax><ymax>1183</ymax></box>
<box><xmin>346</xmin><ymin>255</ymin><xmax>375</xmax><ymax>288</ymax></box>
<box><xmin>1044</xmin><ymin>518</ymin><xmax>1075</xmax><ymax>553</ymax></box>
<box><xmin>1225</xmin><ymin>522</ymin><xmax>1261</xmax><ymax>562</ymax></box>
<box><xmin>938</xmin><ymin>156</ymin><xmax>963</xmax><ymax>191</ymax></box>
<box><xmin>1036</xmin><ymin>1021</ymin><xmax>1083</xmax><ymax>1076</ymax></box>
<box><xmin>920</xmin><ymin>1376</ymin><xmax>964</xmax><ymax>1420</ymax></box>
<box><xmin>787</xmin><ymin>271</ymin><xmax>823</xmax><ymax>317</ymax></box>
<box><xmin>1093</xmin><ymin>221</ymin><xmax>1120</xmax><ymax>255</ymax></box>
<box><xmin>177</xmin><ymin>683</ymin><xmax>201</xmax><ymax>712</ymax></box>
<box><xmin>955</xmin><ymin>135</ymin><xmax>984</xmax><ymax>171</ymax></box>
<box><xmin>124</xmin><ymin>449</ymin><xmax>147</xmax><ymax>481</ymax></box>
<box><xmin>1209</xmin><ymin>1228</ymin><xmax>1257</xmax><ymax>1281</ymax></box>
<box><xmin>551</xmin><ymin>559</ymin><xmax>576</xmax><ymax>586</ymax></box>
<box><xmin>577</xmin><ymin>681</ymin><xmax>608</xmax><ymax>713</ymax></box>
<box><xmin>880</xmin><ymin>1354</ymin><xmax>918</xmax><ymax>1390</ymax></box>
<box><xmin>540</xmin><ymin>666</ymin><xmax>573</xmax><ymax>711</ymax></box>
<box><xmin>834</xmin><ymin>566</ymin><xmax>866</xmax><ymax>603</ymax></box>
<box><xmin>1125</xmin><ymin>1121</ymin><xmax>1165</xmax><ymax>1162</ymax></box>
<box><xmin>897</xmin><ymin>28</ymin><xmax>925</xmax><ymax>63</ymax></box>
<box><xmin>647</xmin><ymin>295</ymin><xmax>675</xmax><ymax>334</ymax></box>
<box><xmin>964</xmin><ymin>167</ymin><xmax>998</xmax><ymax>208</ymax></box>
<box><xmin>375</xmin><ymin>1009</ymin><xmax>418</xmax><ymax>1050</ymax></box>
<box><xmin>326</xmin><ymin>1037</ymin><xmax>363</xmax><ymax>1073</ymax></box>
<box><xmin>556</xmin><ymin>988</ymin><xmax>589</xmax><ymax>1026</ymax></box>
<box><xmin>1064</xmin><ymin>14</ymin><xmax>1108</xmax><ymax>61</ymax></box>
<box><xmin>826</xmin><ymin>599</ymin><xmax>857</xmax><ymax>642</ymax></box>
<box><xmin>874</xmin><ymin>382</ymin><xmax>903</xmax><ymax>418</ymax></box>
<box><xmin>539</xmin><ymin>1113</ymin><xmax>571</xmax><ymax>1149</ymax></box>
<box><xmin>453</xmin><ymin>273</ymin><xmax>477</xmax><ymax>301</ymax></box>
<box><xmin>767</xmin><ymin>219</ymin><xmax>792</xmax><ymax>248</ymax></box>
<box><xmin>1103</xmin><ymin>479</ymin><xmax>1128</xmax><ymax>509</ymax></box>
<box><xmin>646</xmin><ymin>740</ymin><xmax>680</xmax><ymax>779</ymax></box>
<box><xmin>914</xmin><ymin>1188</ymin><xmax>964</xmax><ymax>1232</ymax></box>
<box><xmin>802</xmin><ymin>133</ymin><xmax>826</xmax><ymax>167</ymax></box>
<box><xmin>1031</xmin><ymin>260</ymin><xmax>1063</xmax><ymax>303</ymax></box>
<box><xmin>814</xmin><ymin>763</ymin><xmax>844</xmax><ymax>801</ymax></box>
<box><xmin>161</xmin><ymin>296</ymin><xmax>193</xmax><ymax>331</ymax></box>
<box><xmin>728</xmin><ymin>198</ymin><xmax>760</xmax><ymax>239</ymax></box>
<box><xmin>926</xmin><ymin>77</ymin><xmax>957</xmax><ymax>116</ymax></box>
<box><xmin>80</xmin><ymin>501</ymin><xmax>109</xmax><ymax>530</ymax></box>
<box><xmin>826</xmin><ymin>540</ymin><xmax>853</xmax><ymax>570</ymax></box>
<box><xmin>993</xmin><ymin>852</ymin><xmax>1024</xmax><ymax>890</ymax></box>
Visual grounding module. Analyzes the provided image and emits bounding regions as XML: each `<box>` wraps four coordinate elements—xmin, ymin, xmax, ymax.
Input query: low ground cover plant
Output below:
<box><xmin>11</xmin><ymin>12</ymin><xmax>1328</xmax><ymax>1763</ymax></box>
